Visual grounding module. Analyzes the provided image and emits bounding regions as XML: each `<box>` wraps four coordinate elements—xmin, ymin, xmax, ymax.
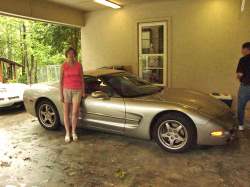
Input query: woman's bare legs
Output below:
<box><xmin>63</xmin><ymin>102</ymin><xmax>71</xmax><ymax>142</ymax></box>
<box><xmin>69</xmin><ymin>103</ymin><xmax>73</xmax><ymax>132</ymax></box>
<box><xmin>71</xmin><ymin>100</ymin><xmax>80</xmax><ymax>140</ymax></box>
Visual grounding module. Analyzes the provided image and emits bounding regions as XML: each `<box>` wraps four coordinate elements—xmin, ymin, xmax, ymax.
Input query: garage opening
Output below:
<box><xmin>0</xmin><ymin>15</ymin><xmax>81</xmax><ymax>84</ymax></box>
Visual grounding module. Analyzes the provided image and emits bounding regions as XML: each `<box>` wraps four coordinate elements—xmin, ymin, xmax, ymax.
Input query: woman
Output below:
<box><xmin>60</xmin><ymin>47</ymin><xmax>85</xmax><ymax>143</ymax></box>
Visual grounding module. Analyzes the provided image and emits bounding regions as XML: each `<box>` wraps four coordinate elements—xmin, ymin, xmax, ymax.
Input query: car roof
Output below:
<box><xmin>84</xmin><ymin>69</ymin><xmax>124</xmax><ymax>77</ymax></box>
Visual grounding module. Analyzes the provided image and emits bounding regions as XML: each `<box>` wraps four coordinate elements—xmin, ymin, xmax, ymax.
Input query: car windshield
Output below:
<box><xmin>102</xmin><ymin>73</ymin><xmax>163</xmax><ymax>97</ymax></box>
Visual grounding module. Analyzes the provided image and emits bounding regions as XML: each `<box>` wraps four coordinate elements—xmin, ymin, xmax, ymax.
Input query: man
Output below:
<box><xmin>236</xmin><ymin>42</ymin><xmax>250</xmax><ymax>131</ymax></box>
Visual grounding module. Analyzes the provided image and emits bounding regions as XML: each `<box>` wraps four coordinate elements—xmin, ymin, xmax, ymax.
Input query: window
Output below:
<box><xmin>84</xmin><ymin>75</ymin><xmax>115</xmax><ymax>97</ymax></box>
<box><xmin>102</xmin><ymin>72</ymin><xmax>162</xmax><ymax>98</ymax></box>
<box><xmin>138</xmin><ymin>21</ymin><xmax>167</xmax><ymax>86</ymax></box>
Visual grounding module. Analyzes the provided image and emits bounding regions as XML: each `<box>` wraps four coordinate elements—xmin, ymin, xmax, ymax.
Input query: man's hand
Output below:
<box><xmin>237</xmin><ymin>73</ymin><xmax>243</xmax><ymax>80</ymax></box>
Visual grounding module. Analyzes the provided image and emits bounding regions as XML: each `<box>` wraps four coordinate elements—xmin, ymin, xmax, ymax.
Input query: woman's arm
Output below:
<box><xmin>80</xmin><ymin>63</ymin><xmax>85</xmax><ymax>97</ymax></box>
<box><xmin>60</xmin><ymin>64</ymin><xmax>64</xmax><ymax>102</ymax></box>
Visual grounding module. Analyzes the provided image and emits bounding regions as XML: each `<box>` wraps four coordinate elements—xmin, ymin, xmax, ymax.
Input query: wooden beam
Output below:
<box><xmin>13</xmin><ymin>64</ymin><xmax>16</xmax><ymax>80</ymax></box>
<box><xmin>0</xmin><ymin>0</ymin><xmax>85</xmax><ymax>27</ymax></box>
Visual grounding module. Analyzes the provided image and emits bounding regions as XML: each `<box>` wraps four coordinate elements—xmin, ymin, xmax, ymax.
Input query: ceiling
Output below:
<box><xmin>47</xmin><ymin>0</ymin><xmax>161</xmax><ymax>12</ymax></box>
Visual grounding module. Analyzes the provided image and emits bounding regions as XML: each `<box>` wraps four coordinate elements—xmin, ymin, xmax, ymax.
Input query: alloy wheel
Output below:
<box><xmin>157</xmin><ymin>120</ymin><xmax>188</xmax><ymax>150</ymax></box>
<box><xmin>38</xmin><ymin>103</ymin><xmax>56</xmax><ymax>128</ymax></box>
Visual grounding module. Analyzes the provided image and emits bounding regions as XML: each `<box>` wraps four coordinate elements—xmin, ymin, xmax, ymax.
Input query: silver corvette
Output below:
<box><xmin>24</xmin><ymin>69</ymin><xmax>237</xmax><ymax>152</ymax></box>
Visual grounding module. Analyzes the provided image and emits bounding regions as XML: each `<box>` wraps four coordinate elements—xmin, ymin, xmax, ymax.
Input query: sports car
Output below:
<box><xmin>23</xmin><ymin>69</ymin><xmax>237</xmax><ymax>152</ymax></box>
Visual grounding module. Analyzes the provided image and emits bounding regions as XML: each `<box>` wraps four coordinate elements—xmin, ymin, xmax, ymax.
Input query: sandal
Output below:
<box><xmin>72</xmin><ymin>133</ymin><xmax>78</xmax><ymax>141</ymax></box>
<box><xmin>65</xmin><ymin>135</ymin><xmax>71</xmax><ymax>143</ymax></box>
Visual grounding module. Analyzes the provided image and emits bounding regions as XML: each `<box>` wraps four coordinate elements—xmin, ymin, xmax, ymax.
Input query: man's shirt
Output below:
<box><xmin>237</xmin><ymin>54</ymin><xmax>250</xmax><ymax>85</ymax></box>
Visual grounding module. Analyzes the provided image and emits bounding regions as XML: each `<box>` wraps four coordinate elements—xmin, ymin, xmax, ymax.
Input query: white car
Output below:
<box><xmin>0</xmin><ymin>83</ymin><xmax>28</xmax><ymax>108</ymax></box>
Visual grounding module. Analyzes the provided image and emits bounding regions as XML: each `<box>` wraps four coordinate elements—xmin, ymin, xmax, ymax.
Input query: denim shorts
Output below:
<box><xmin>63</xmin><ymin>88</ymin><xmax>82</xmax><ymax>103</ymax></box>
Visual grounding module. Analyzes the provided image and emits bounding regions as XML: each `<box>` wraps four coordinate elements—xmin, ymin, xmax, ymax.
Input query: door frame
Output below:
<box><xmin>136</xmin><ymin>17</ymin><xmax>172</xmax><ymax>88</ymax></box>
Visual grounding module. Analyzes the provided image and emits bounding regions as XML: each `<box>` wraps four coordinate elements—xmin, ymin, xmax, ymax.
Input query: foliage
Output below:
<box><xmin>17</xmin><ymin>74</ymin><xmax>27</xmax><ymax>84</ymax></box>
<box><xmin>0</xmin><ymin>15</ymin><xmax>81</xmax><ymax>84</ymax></box>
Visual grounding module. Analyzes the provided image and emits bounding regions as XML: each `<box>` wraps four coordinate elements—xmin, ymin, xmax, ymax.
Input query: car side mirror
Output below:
<box><xmin>91</xmin><ymin>91</ymin><xmax>109</xmax><ymax>99</ymax></box>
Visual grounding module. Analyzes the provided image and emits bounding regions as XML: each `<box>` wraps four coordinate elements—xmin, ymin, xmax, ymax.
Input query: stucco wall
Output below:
<box><xmin>82</xmin><ymin>0</ymin><xmax>250</xmax><ymax>100</ymax></box>
<box><xmin>0</xmin><ymin>0</ymin><xmax>85</xmax><ymax>27</ymax></box>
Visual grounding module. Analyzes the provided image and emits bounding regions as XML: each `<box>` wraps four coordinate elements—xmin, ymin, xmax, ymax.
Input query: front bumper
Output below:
<box><xmin>197</xmin><ymin>111</ymin><xmax>238</xmax><ymax>146</ymax></box>
<box><xmin>217</xmin><ymin>125</ymin><xmax>237</xmax><ymax>144</ymax></box>
<box><xmin>0</xmin><ymin>98</ymin><xmax>23</xmax><ymax>108</ymax></box>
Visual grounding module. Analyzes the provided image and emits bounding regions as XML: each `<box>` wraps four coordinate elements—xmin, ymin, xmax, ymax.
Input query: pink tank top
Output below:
<box><xmin>63</xmin><ymin>62</ymin><xmax>83</xmax><ymax>90</ymax></box>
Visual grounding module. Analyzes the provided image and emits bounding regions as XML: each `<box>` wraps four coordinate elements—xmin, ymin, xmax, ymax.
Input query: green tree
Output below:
<box><xmin>0</xmin><ymin>15</ymin><xmax>81</xmax><ymax>84</ymax></box>
<box><xmin>43</xmin><ymin>24</ymin><xmax>81</xmax><ymax>56</ymax></box>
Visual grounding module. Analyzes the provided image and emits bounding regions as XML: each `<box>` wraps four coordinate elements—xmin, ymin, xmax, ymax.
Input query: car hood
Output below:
<box><xmin>137</xmin><ymin>88</ymin><xmax>229</xmax><ymax>117</ymax></box>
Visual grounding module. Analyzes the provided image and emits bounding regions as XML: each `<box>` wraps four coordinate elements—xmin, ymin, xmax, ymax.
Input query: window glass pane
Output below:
<box><xmin>142</xmin><ymin>40</ymin><xmax>150</xmax><ymax>50</ymax></box>
<box><xmin>142</xmin><ymin>69</ymin><xmax>163</xmax><ymax>84</ymax></box>
<box><xmin>142</xmin><ymin>31</ymin><xmax>150</xmax><ymax>39</ymax></box>
<box><xmin>141</xmin><ymin>56</ymin><xmax>163</xmax><ymax>69</ymax></box>
<box><xmin>139</xmin><ymin>22</ymin><xmax>166</xmax><ymax>86</ymax></box>
<box><xmin>141</xmin><ymin>25</ymin><xmax>164</xmax><ymax>54</ymax></box>
<box><xmin>104</xmin><ymin>73</ymin><xmax>162</xmax><ymax>97</ymax></box>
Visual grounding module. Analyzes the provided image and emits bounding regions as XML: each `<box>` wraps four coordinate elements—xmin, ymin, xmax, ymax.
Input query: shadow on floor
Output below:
<box><xmin>0</xmin><ymin>104</ymin><xmax>25</xmax><ymax>115</ymax></box>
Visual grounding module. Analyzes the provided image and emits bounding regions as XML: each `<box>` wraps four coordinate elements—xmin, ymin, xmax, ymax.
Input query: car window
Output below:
<box><xmin>102</xmin><ymin>73</ymin><xmax>162</xmax><ymax>98</ymax></box>
<box><xmin>84</xmin><ymin>76</ymin><xmax>101</xmax><ymax>94</ymax></box>
<box><xmin>84</xmin><ymin>76</ymin><xmax>116</xmax><ymax>97</ymax></box>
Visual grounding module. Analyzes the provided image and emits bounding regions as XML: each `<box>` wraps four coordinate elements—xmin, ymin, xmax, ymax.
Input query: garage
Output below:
<box><xmin>1</xmin><ymin>0</ymin><xmax>250</xmax><ymax>186</ymax></box>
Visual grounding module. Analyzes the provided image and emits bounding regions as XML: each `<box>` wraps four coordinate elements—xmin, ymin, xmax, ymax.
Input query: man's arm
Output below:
<box><xmin>236</xmin><ymin>59</ymin><xmax>244</xmax><ymax>81</ymax></box>
<box><xmin>80</xmin><ymin>64</ymin><xmax>85</xmax><ymax>98</ymax></box>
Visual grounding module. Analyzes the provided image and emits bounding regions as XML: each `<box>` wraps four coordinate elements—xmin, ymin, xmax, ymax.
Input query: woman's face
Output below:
<box><xmin>67</xmin><ymin>50</ymin><xmax>75</xmax><ymax>59</ymax></box>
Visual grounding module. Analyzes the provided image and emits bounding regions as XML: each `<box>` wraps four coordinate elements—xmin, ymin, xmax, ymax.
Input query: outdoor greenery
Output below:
<box><xmin>0</xmin><ymin>15</ymin><xmax>81</xmax><ymax>84</ymax></box>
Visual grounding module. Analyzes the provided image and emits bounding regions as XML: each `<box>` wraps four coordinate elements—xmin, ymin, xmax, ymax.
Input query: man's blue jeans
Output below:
<box><xmin>238</xmin><ymin>84</ymin><xmax>250</xmax><ymax>126</ymax></box>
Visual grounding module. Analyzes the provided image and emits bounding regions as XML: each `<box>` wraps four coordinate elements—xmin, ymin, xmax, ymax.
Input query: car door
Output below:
<box><xmin>80</xmin><ymin>76</ymin><xmax>125</xmax><ymax>134</ymax></box>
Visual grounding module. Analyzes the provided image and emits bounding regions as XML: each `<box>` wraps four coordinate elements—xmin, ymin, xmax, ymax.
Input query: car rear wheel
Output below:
<box><xmin>37</xmin><ymin>100</ymin><xmax>60</xmax><ymax>130</ymax></box>
<box><xmin>153</xmin><ymin>113</ymin><xmax>196</xmax><ymax>153</ymax></box>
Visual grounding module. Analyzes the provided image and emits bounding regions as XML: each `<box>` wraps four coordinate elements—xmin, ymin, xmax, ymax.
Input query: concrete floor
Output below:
<box><xmin>1</xmin><ymin>107</ymin><xmax>250</xmax><ymax>187</ymax></box>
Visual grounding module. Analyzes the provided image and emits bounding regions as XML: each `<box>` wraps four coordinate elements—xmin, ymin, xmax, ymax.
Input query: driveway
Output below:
<box><xmin>0</xmin><ymin>108</ymin><xmax>250</xmax><ymax>187</ymax></box>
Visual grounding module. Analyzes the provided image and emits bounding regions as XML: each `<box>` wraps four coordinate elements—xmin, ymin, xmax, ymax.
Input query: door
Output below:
<box><xmin>80</xmin><ymin>76</ymin><xmax>125</xmax><ymax>134</ymax></box>
<box><xmin>138</xmin><ymin>21</ymin><xmax>168</xmax><ymax>86</ymax></box>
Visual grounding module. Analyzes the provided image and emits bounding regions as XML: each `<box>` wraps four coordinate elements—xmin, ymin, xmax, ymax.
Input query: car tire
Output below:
<box><xmin>152</xmin><ymin>112</ymin><xmax>196</xmax><ymax>153</ymax></box>
<box><xmin>36</xmin><ymin>100</ymin><xmax>61</xmax><ymax>130</ymax></box>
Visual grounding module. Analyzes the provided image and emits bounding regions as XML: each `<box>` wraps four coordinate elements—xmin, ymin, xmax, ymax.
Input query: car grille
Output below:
<box><xmin>8</xmin><ymin>96</ymin><xmax>19</xmax><ymax>100</ymax></box>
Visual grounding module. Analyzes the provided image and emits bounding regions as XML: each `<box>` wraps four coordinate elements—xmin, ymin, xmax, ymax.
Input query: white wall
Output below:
<box><xmin>82</xmin><ymin>0</ymin><xmax>250</xmax><ymax>102</ymax></box>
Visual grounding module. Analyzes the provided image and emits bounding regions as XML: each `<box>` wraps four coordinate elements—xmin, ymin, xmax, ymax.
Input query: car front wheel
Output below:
<box><xmin>153</xmin><ymin>113</ymin><xmax>196</xmax><ymax>153</ymax></box>
<box><xmin>37</xmin><ymin>100</ymin><xmax>60</xmax><ymax>130</ymax></box>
